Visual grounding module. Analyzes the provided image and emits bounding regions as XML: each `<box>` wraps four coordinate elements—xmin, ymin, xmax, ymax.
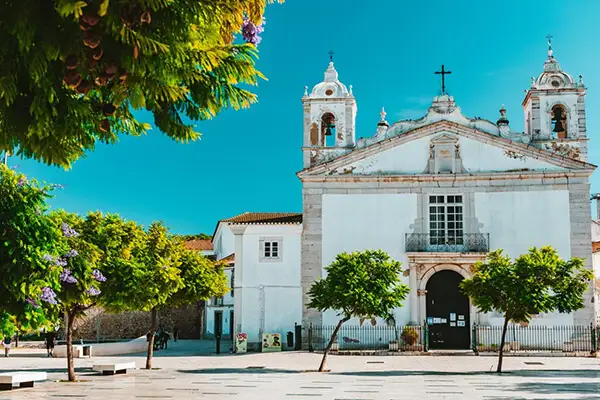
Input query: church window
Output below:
<box><xmin>321</xmin><ymin>113</ymin><xmax>336</xmax><ymax>147</ymax></box>
<box><xmin>429</xmin><ymin>195</ymin><xmax>464</xmax><ymax>246</ymax></box>
<box><xmin>526</xmin><ymin>112</ymin><xmax>531</xmax><ymax>135</ymax></box>
<box><xmin>259</xmin><ymin>238</ymin><xmax>282</xmax><ymax>262</ymax></box>
<box><xmin>551</xmin><ymin>104</ymin><xmax>567</xmax><ymax>139</ymax></box>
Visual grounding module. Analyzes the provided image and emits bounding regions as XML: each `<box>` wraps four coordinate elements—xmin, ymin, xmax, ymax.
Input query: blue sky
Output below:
<box><xmin>13</xmin><ymin>0</ymin><xmax>600</xmax><ymax>235</ymax></box>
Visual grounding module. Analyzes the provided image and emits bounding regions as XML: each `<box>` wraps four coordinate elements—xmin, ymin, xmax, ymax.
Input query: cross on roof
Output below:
<box><xmin>434</xmin><ymin>64</ymin><xmax>452</xmax><ymax>94</ymax></box>
<box><xmin>328</xmin><ymin>50</ymin><xmax>334</xmax><ymax>62</ymax></box>
<box><xmin>546</xmin><ymin>34</ymin><xmax>553</xmax><ymax>49</ymax></box>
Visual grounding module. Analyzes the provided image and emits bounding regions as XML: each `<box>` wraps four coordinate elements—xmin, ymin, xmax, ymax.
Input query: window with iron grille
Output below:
<box><xmin>429</xmin><ymin>195</ymin><xmax>464</xmax><ymax>245</ymax></box>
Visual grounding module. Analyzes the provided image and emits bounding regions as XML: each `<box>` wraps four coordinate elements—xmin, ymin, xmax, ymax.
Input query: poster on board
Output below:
<box><xmin>261</xmin><ymin>333</ymin><xmax>282</xmax><ymax>352</ymax></box>
<box><xmin>235</xmin><ymin>332</ymin><xmax>248</xmax><ymax>353</ymax></box>
<box><xmin>450</xmin><ymin>313</ymin><xmax>456</xmax><ymax>321</ymax></box>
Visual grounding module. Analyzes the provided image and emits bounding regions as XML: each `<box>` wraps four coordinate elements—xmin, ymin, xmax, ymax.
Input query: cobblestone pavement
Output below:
<box><xmin>0</xmin><ymin>341</ymin><xmax>598</xmax><ymax>399</ymax></box>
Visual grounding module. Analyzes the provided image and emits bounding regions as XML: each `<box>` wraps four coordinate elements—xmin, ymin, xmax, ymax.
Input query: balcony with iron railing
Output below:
<box><xmin>405</xmin><ymin>233</ymin><xmax>489</xmax><ymax>253</ymax></box>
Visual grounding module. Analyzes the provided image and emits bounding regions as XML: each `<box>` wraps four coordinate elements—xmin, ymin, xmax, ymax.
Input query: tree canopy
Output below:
<box><xmin>0</xmin><ymin>0</ymin><xmax>281</xmax><ymax>168</ymax></box>
<box><xmin>308</xmin><ymin>250</ymin><xmax>410</xmax><ymax>371</ymax></box>
<box><xmin>0</xmin><ymin>165</ymin><xmax>62</xmax><ymax>337</ymax></box>
<box><xmin>461</xmin><ymin>247</ymin><xmax>593</xmax><ymax>372</ymax></box>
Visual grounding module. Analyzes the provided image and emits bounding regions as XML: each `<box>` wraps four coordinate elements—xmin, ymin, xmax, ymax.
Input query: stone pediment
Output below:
<box><xmin>297</xmin><ymin>120</ymin><xmax>596</xmax><ymax>178</ymax></box>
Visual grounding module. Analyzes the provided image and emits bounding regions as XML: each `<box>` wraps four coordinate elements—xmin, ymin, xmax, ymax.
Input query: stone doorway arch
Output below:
<box><xmin>406</xmin><ymin>253</ymin><xmax>488</xmax><ymax>327</ymax></box>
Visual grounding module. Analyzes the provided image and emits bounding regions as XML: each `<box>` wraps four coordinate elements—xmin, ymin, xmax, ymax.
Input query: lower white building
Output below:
<box><xmin>211</xmin><ymin>213</ymin><xmax>303</xmax><ymax>349</ymax></box>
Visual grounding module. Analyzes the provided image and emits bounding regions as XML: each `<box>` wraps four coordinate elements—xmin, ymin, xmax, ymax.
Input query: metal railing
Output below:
<box><xmin>308</xmin><ymin>324</ymin><xmax>426</xmax><ymax>352</ymax></box>
<box><xmin>472</xmin><ymin>324</ymin><xmax>598</xmax><ymax>353</ymax></box>
<box><xmin>405</xmin><ymin>233</ymin><xmax>489</xmax><ymax>253</ymax></box>
<box><xmin>307</xmin><ymin>323</ymin><xmax>599</xmax><ymax>354</ymax></box>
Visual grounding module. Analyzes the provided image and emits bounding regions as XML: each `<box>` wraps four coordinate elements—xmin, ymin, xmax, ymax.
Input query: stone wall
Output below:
<box><xmin>73</xmin><ymin>302</ymin><xmax>205</xmax><ymax>341</ymax></box>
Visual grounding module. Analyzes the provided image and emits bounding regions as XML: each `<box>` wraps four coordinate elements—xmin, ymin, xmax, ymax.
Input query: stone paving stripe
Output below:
<box><xmin>311</xmin><ymin>381</ymin><xmax>341</xmax><ymax>383</ymax></box>
<box><xmin>366</xmin><ymin>361</ymin><xmax>384</xmax><ymax>364</ymax></box>
<box><xmin>165</xmin><ymin>388</ymin><xmax>200</xmax><ymax>391</ymax></box>
<box><xmin>524</xmin><ymin>361</ymin><xmax>544</xmax><ymax>365</ymax></box>
<box><xmin>135</xmin><ymin>396</ymin><xmax>173</xmax><ymax>399</ymax></box>
<box><xmin>344</xmin><ymin>390</ymin><xmax>379</xmax><ymax>393</ymax></box>
<box><xmin>425</xmin><ymin>392</ymin><xmax>463</xmax><ymax>395</ymax></box>
<box><xmin>225</xmin><ymin>385</ymin><xmax>258</xmax><ymax>388</ymax></box>
<box><xmin>201</xmin><ymin>392</ymin><xmax>238</xmax><ymax>395</ymax></box>
<box><xmin>299</xmin><ymin>386</ymin><xmax>333</xmax><ymax>389</ymax></box>
<box><xmin>246</xmin><ymin>366</ymin><xmax>266</xmax><ymax>369</ymax></box>
<box><xmin>285</xmin><ymin>394</ymin><xmax>323</xmax><ymax>397</ymax></box>
<box><xmin>191</xmin><ymin>381</ymin><xmax>220</xmax><ymax>384</ymax></box>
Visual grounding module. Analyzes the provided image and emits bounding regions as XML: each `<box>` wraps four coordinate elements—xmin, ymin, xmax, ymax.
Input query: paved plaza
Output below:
<box><xmin>0</xmin><ymin>341</ymin><xmax>599</xmax><ymax>399</ymax></box>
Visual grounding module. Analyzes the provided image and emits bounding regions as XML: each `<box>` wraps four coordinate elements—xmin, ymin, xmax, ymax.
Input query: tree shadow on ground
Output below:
<box><xmin>510</xmin><ymin>382</ymin><xmax>600</xmax><ymax>395</ymax></box>
<box><xmin>0</xmin><ymin>367</ymin><xmax>93</xmax><ymax>373</ymax></box>
<box><xmin>176</xmin><ymin>368</ymin><xmax>600</xmax><ymax>380</ymax></box>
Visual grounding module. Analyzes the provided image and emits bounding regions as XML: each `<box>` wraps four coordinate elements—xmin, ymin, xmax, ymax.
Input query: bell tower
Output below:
<box><xmin>302</xmin><ymin>61</ymin><xmax>357</xmax><ymax>168</ymax></box>
<box><xmin>523</xmin><ymin>37</ymin><xmax>588</xmax><ymax>160</ymax></box>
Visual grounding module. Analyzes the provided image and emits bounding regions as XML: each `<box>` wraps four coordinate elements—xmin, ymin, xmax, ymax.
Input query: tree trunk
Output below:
<box><xmin>318</xmin><ymin>316</ymin><xmax>349</xmax><ymax>372</ymax></box>
<box><xmin>497</xmin><ymin>315</ymin><xmax>510</xmax><ymax>373</ymax></box>
<box><xmin>145</xmin><ymin>308</ymin><xmax>157</xmax><ymax>370</ymax></box>
<box><xmin>66</xmin><ymin>311</ymin><xmax>76</xmax><ymax>382</ymax></box>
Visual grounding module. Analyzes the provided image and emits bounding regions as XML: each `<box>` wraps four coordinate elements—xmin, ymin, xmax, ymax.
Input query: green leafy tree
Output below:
<box><xmin>130</xmin><ymin>222</ymin><xmax>183</xmax><ymax>369</ymax></box>
<box><xmin>308</xmin><ymin>250</ymin><xmax>410</xmax><ymax>372</ymax></box>
<box><xmin>47</xmin><ymin>211</ymin><xmax>106</xmax><ymax>382</ymax></box>
<box><xmin>179</xmin><ymin>233</ymin><xmax>213</xmax><ymax>241</ymax></box>
<box><xmin>461</xmin><ymin>247</ymin><xmax>593</xmax><ymax>373</ymax></box>
<box><xmin>167</xmin><ymin>247</ymin><xmax>229</xmax><ymax>308</ymax></box>
<box><xmin>0</xmin><ymin>0</ymin><xmax>281</xmax><ymax>168</ymax></box>
<box><xmin>0</xmin><ymin>165</ymin><xmax>62</xmax><ymax>338</ymax></box>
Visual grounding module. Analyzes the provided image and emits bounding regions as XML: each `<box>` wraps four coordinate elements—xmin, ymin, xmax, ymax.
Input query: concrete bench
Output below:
<box><xmin>93</xmin><ymin>362</ymin><xmax>136</xmax><ymax>376</ymax></box>
<box><xmin>0</xmin><ymin>372</ymin><xmax>47</xmax><ymax>391</ymax></box>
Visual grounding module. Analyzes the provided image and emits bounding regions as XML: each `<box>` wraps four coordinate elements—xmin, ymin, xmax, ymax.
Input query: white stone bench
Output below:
<box><xmin>0</xmin><ymin>372</ymin><xmax>47</xmax><ymax>391</ymax></box>
<box><xmin>93</xmin><ymin>362</ymin><xmax>136</xmax><ymax>376</ymax></box>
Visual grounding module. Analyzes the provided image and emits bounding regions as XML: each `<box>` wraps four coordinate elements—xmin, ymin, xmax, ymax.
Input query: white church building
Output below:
<box><xmin>210</xmin><ymin>43</ymin><xmax>597</xmax><ymax>350</ymax></box>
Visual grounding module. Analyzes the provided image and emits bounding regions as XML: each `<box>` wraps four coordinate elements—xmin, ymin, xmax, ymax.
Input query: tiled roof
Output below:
<box><xmin>593</xmin><ymin>241</ymin><xmax>600</xmax><ymax>253</ymax></box>
<box><xmin>219</xmin><ymin>253</ymin><xmax>235</xmax><ymax>265</ymax></box>
<box><xmin>221</xmin><ymin>212</ymin><xmax>303</xmax><ymax>225</ymax></box>
<box><xmin>185</xmin><ymin>239</ymin><xmax>214</xmax><ymax>251</ymax></box>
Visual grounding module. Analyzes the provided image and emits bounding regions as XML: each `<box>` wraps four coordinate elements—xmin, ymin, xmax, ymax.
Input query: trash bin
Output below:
<box><xmin>286</xmin><ymin>331</ymin><xmax>294</xmax><ymax>348</ymax></box>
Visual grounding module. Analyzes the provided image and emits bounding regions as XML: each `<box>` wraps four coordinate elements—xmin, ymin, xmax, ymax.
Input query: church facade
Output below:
<box><xmin>211</xmin><ymin>44</ymin><xmax>597</xmax><ymax>350</ymax></box>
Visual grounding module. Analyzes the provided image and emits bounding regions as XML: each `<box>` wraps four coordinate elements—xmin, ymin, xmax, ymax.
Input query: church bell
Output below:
<box><xmin>552</xmin><ymin>108</ymin><xmax>565</xmax><ymax>133</ymax></box>
<box><xmin>324</xmin><ymin>120</ymin><xmax>335</xmax><ymax>136</ymax></box>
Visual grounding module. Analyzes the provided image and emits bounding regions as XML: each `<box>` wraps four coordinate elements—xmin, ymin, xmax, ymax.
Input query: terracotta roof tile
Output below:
<box><xmin>219</xmin><ymin>253</ymin><xmax>235</xmax><ymax>265</ymax></box>
<box><xmin>221</xmin><ymin>212</ymin><xmax>302</xmax><ymax>225</ymax></box>
<box><xmin>185</xmin><ymin>239</ymin><xmax>214</xmax><ymax>251</ymax></box>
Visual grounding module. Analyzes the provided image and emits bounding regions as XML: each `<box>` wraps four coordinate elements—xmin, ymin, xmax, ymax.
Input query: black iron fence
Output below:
<box><xmin>472</xmin><ymin>324</ymin><xmax>598</xmax><ymax>353</ymax></box>
<box><xmin>405</xmin><ymin>233</ymin><xmax>489</xmax><ymax>253</ymax></box>
<box><xmin>308</xmin><ymin>324</ymin><xmax>426</xmax><ymax>352</ymax></box>
<box><xmin>307</xmin><ymin>323</ymin><xmax>599</xmax><ymax>353</ymax></box>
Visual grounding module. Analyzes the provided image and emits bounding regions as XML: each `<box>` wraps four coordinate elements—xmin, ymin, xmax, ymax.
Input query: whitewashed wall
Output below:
<box><xmin>234</xmin><ymin>224</ymin><xmax>302</xmax><ymax>343</ymax></box>
<box><xmin>345</xmin><ymin>134</ymin><xmax>565</xmax><ymax>175</ymax></box>
<box><xmin>213</xmin><ymin>224</ymin><xmax>235</xmax><ymax>260</ymax></box>
<box><xmin>475</xmin><ymin>190</ymin><xmax>573</xmax><ymax>325</ymax></box>
<box><xmin>321</xmin><ymin>194</ymin><xmax>417</xmax><ymax>326</ymax></box>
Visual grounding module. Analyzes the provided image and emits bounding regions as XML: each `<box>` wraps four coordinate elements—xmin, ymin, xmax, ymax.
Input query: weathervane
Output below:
<box><xmin>435</xmin><ymin>64</ymin><xmax>452</xmax><ymax>95</ymax></box>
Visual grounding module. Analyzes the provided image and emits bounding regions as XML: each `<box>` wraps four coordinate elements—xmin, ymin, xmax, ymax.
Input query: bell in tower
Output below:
<box><xmin>551</xmin><ymin>104</ymin><xmax>567</xmax><ymax>139</ymax></box>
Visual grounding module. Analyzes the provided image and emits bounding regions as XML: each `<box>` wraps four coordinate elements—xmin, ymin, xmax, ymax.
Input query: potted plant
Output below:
<box><xmin>400</xmin><ymin>326</ymin><xmax>419</xmax><ymax>349</ymax></box>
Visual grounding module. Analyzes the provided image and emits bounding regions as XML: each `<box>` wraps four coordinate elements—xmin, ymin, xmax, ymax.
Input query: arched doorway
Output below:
<box><xmin>426</xmin><ymin>270</ymin><xmax>470</xmax><ymax>349</ymax></box>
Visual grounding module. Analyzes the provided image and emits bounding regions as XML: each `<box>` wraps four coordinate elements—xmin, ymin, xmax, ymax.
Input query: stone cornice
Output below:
<box><xmin>297</xmin><ymin>120</ymin><xmax>596</xmax><ymax>178</ymax></box>
<box><xmin>299</xmin><ymin>169</ymin><xmax>593</xmax><ymax>183</ymax></box>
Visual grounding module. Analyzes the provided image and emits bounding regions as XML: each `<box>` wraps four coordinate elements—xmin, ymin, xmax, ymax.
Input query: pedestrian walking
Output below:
<box><xmin>45</xmin><ymin>330</ymin><xmax>57</xmax><ymax>357</ymax></box>
<box><xmin>3</xmin><ymin>335</ymin><xmax>12</xmax><ymax>357</ymax></box>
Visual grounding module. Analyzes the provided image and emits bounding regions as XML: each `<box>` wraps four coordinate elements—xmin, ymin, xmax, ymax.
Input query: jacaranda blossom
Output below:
<box><xmin>60</xmin><ymin>269</ymin><xmax>77</xmax><ymax>284</ymax></box>
<box><xmin>92</xmin><ymin>269</ymin><xmax>107</xmax><ymax>282</ymax></box>
<box><xmin>241</xmin><ymin>17</ymin><xmax>265</xmax><ymax>45</ymax></box>
<box><xmin>87</xmin><ymin>286</ymin><xmax>101</xmax><ymax>296</ymax></box>
<box><xmin>65</xmin><ymin>249</ymin><xmax>78</xmax><ymax>258</ymax></box>
<box><xmin>26</xmin><ymin>298</ymin><xmax>40</xmax><ymax>309</ymax></box>
<box><xmin>40</xmin><ymin>287</ymin><xmax>58</xmax><ymax>305</ymax></box>
<box><xmin>61</xmin><ymin>223</ymin><xmax>79</xmax><ymax>238</ymax></box>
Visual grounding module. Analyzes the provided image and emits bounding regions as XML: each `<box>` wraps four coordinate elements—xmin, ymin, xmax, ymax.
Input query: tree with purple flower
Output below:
<box><xmin>49</xmin><ymin>210</ymin><xmax>105</xmax><ymax>382</ymax></box>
